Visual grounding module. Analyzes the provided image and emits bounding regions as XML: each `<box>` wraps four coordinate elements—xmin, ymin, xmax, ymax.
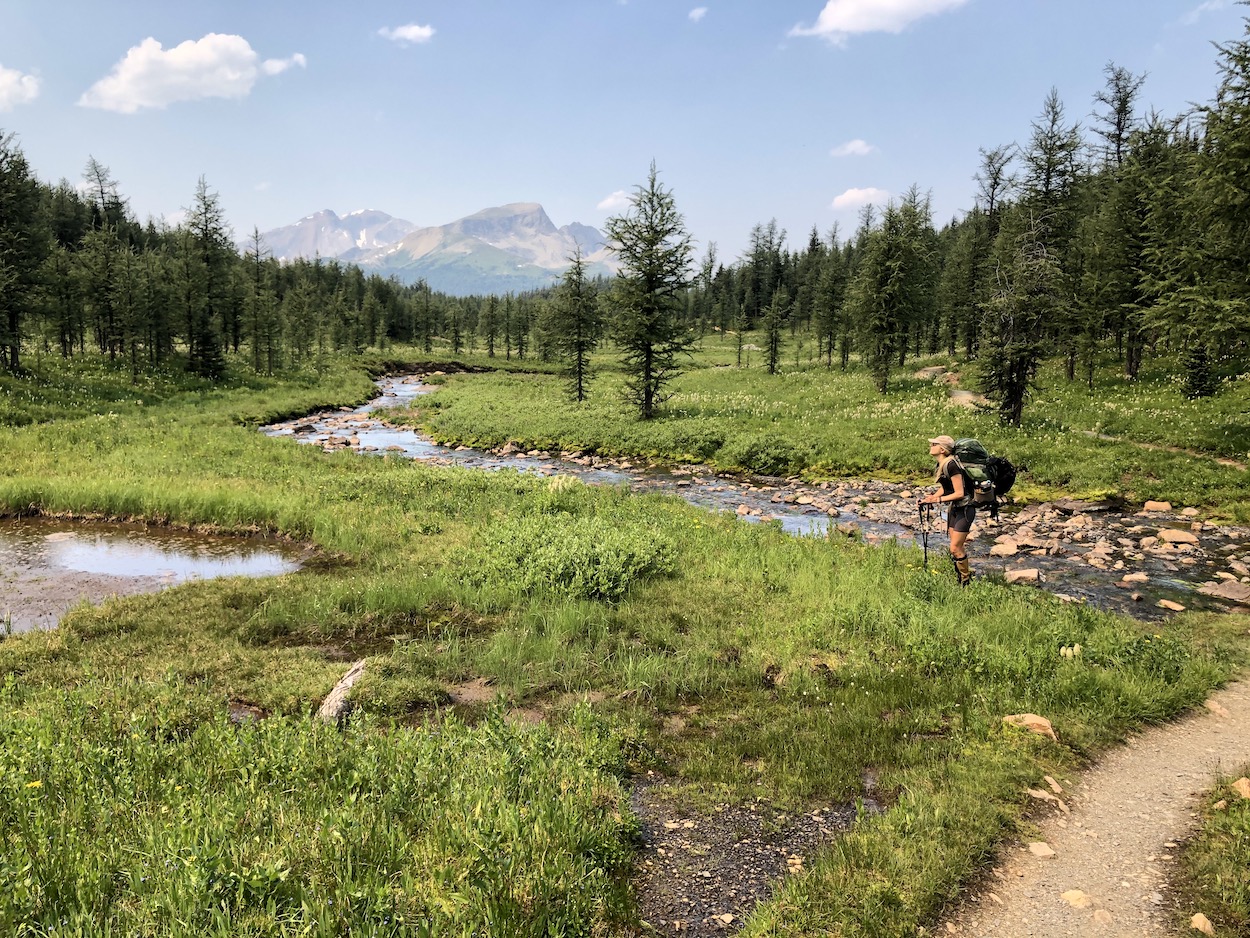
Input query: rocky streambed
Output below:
<box><xmin>263</xmin><ymin>375</ymin><xmax>1250</xmax><ymax>622</ymax></box>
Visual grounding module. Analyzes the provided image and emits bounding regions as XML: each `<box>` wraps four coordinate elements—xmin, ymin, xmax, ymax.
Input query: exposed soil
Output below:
<box><xmin>627</xmin><ymin>774</ymin><xmax>861</xmax><ymax>935</ymax></box>
<box><xmin>940</xmin><ymin>680</ymin><xmax>1250</xmax><ymax>937</ymax></box>
<box><xmin>1</xmin><ymin>564</ymin><xmax>175</xmax><ymax>634</ymax></box>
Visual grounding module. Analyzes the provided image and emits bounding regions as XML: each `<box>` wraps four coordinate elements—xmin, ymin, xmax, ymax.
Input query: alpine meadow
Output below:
<box><xmin>3</xmin><ymin>6</ymin><xmax>1250</xmax><ymax>938</ymax></box>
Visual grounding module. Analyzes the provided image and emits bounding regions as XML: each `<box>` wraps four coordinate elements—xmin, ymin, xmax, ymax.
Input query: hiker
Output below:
<box><xmin>920</xmin><ymin>434</ymin><xmax>975</xmax><ymax>586</ymax></box>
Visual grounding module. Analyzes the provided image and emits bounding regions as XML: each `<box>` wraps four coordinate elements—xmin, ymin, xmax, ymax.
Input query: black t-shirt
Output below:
<box><xmin>936</xmin><ymin>457</ymin><xmax>972</xmax><ymax>507</ymax></box>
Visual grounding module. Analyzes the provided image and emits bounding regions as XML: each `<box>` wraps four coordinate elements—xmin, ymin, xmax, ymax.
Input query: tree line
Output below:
<box><xmin>3</xmin><ymin>18</ymin><xmax>1250</xmax><ymax>424</ymax></box>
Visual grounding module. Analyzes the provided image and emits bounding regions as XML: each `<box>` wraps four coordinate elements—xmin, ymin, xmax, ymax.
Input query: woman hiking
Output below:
<box><xmin>920</xmin><ymin>434</ymin><xmax>975</xmax><ymax>586</ymax></box>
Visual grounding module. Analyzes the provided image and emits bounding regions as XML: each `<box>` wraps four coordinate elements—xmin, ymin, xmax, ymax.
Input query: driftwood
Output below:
<box><xmin>316</xmin><ymin>659</ymin><xmax>367</xmax><ymax>725</ymax></box>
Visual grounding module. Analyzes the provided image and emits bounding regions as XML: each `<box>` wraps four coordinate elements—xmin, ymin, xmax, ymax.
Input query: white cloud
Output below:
<box><xmin>0</xmin><ymin>64</ymin><xmax>40</xmax><ymax>111</ymax></box>
<box><xmin>832</xmin><ymin>186</ymin><xmax>889</xmax><ymax>210</ymax></box>
<box><xmin>1182</xmin><ymin>0</ymin><xmax>1229</xmax><ymax>25</ymax></box>
<box><xmin>78</xmin><ymin>34</ymin><xmax>305</xmax><ymax>113</ymax></box>
<box><xmin>378</xmin><ymin>23</ymin><xmax>436</xmax><ymax>45</ymax></box>
<box><xmin>790</xmin><ymin>0</ymin><xmax>969</xmax><ymax>43</ymax></box>
<box><xmin>689</xmin><ymin>7</ymin><xmax>709</xmax><ymax>22</ymax></box>
<box><xmin>831</xmin><ymin>138</ymin><xmax>876</xmax><ymax>157</ymax></box>
<box><xmin>597</xmin><ymin>190</ymin><xmax>631</xmax><ymax>211</ymax></box>
<box><xmin>261</xmin><ymin>53</ymin><xmax>307</xmax><ymax>76</ymax></box>
<box><xmin>254</xmin><ymin>181</ymin><xmax>271</xmax><ymax>192</ymax></box>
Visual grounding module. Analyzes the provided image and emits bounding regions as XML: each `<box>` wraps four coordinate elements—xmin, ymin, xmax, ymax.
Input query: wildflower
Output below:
<box><xmin>25</xmin><ymin>780</ymin><xmax>42</xmax><ymax>788</ymax></box>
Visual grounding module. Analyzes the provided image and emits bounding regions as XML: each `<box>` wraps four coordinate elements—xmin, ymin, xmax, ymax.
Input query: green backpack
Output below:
<box><xmin>952</xmin><ymin>438</ymin><xmax>1022</xmax><ymax>516</ymax></box>
<box><xmin>951</xmin><ymin>438</ymin><xmax>995</xmax><ymax>506</ymax></box>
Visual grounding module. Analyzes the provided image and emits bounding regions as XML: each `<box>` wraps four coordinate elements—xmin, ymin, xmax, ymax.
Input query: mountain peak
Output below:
<box><xmin>257</xmin><ymin>209</ymin><xmax>417</xmax><ymax>263</ymax></box>
<box><xmin>260</xmin><ymin>202</ymin><xmax>616</xmax><ymax>295</ymax></box>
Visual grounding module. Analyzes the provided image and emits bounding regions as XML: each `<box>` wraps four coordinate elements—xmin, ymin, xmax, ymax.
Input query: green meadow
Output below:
<box><xmin>406</xmin><ymin>344</ymin><xmax>1250</xmax><ymax>519</ymax></box>
<box><xmin>1</xmin><ymin>347</ymin><xmax>1247</xmax><ymax>937</ymax></box>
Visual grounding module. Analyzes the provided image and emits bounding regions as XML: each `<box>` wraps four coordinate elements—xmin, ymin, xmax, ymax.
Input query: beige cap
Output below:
<box><xmin>928</xmin><ymin>435</ymin><xmax>956</xmax><ymax>451</ymax></box>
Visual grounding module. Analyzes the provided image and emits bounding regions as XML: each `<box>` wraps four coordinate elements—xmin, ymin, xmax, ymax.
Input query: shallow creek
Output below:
<box><xmin>0</xmin><ymin>518</ymin><xmax>301</xmax><ymax>634</ymax></box>
<box><xmin>263</xmin><ymin>374</ymin><xmax>1250</xmax><ymax>623</ymax></box>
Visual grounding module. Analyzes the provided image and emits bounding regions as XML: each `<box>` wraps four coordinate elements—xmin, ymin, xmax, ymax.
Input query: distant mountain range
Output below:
<box><xmin>256</xmin><ymin>203</ymin><xmax>617</xmax><ymax>295</ymax></box>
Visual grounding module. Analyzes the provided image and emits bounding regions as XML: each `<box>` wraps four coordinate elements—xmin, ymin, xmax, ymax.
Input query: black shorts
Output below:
<box><xmin>947</xmin><ymin>504</ymin><xmax>976</xmax><ymax>533</ymax></box>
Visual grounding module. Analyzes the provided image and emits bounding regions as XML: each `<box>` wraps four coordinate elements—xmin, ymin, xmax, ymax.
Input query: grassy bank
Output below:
<box><xmin>401</xmin><ymin>345</ymin><xmax>1250</xmax><ymax>518</ymax></box>
<box><xmin>1</xmin><ymin>350</ymin><xmax>1247</xmax><ymax>936</ymax></box>
<box><xmin>1174</xmin><ymin>767</ymin><xmax>1250</xmax><ymax>936</ymax></box>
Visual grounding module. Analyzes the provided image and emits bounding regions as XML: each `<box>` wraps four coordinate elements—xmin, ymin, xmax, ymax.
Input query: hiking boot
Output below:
<box><xmin>951</xmin><ymin>553</ymin><xmax>972</xmax><ymax>587</ymax></box>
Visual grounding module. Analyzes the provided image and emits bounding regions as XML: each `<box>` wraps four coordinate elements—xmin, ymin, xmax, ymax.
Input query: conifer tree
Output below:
<box><xmin>0</xmin><ymin>132</ymin><xmax>48</xmax><ymax>370</ymax></box>
<box><xmin>480</xmin><ymin>295</ymin><xmax>501</xmax><ymax>356</ymax></box>
<box><xmin>763</xmin><ymin>287</ymin><xmax>789</xmax><ymax>375</ymax></box>
<box><xmin>979</xmin><ymin>216</ymin><xmax>1059</xmax><ymax>425</ymax></box>
<box><xmin>605</xmin><ymin>163</ymin><xmax>694</xmax><ymax>419</ymax></box>
<box><xmin>550</xmin><ymin>247</ymin><xmax>602</xmax><ymax>401</ymax></box>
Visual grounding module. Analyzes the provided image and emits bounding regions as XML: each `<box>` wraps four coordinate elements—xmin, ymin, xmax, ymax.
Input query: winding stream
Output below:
<box><xmin>263</xmin><ymin>374</ymin><xmax>1250</xmax><ymax>622</ymax></box>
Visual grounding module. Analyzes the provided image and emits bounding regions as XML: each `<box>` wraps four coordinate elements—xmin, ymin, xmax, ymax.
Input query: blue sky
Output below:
<box><xmin>1</xmin><ymin>1</ymin><xmax>1245</xmax><ymax>261</ymax></box>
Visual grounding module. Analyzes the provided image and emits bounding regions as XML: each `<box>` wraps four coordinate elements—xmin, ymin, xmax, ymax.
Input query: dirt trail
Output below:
<box><xmin>943</xmin><ymin>680</ymin><xmax>1250</xmax><ymax>937</ymax></box>
<box><xmin>1072</xmin><ymin>429</ymin><xmax>1248</xmax><ymax>472</ymax></box>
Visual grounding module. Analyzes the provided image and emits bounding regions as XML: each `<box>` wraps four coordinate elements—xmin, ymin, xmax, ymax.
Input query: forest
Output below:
<box><xmin>2</xmin><ymin>25</ymin><xmax>1249</xmax><ymax>421</ymax></box>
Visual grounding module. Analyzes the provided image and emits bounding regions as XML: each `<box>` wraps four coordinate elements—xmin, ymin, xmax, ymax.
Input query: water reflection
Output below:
<box><xmin>0</xmin><ymin>518</ymin><xmax>301</xmax><ymax>633</ymax></box>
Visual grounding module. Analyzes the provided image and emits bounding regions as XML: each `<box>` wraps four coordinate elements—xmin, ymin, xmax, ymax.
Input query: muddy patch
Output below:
<box><xmin>629</xmin><ymin>774</ymin><xmax>857</xmax><ymax>935</ymax></box>
<box><xmin>0</xmin><ymin>517</ymin><xmax>301</xmax><ymax>633</ymax></box>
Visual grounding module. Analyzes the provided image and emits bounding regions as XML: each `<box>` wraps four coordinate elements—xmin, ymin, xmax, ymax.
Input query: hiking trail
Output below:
<box><xmin>941</xmin><ymin>680</ymin><xmax>1250</xmax><ymax>937</ymax></box>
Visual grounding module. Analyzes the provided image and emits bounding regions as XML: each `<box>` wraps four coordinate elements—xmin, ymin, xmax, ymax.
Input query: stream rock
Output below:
<box><xmin>1199</xmin><ymin>580</ymin><xmax>1250</xmax><ymax>603</ymax></box>
<box><xmin>1158</xmin><ymin>528</ymin><xmax>1200</xmax><ymax>545</ymax></box>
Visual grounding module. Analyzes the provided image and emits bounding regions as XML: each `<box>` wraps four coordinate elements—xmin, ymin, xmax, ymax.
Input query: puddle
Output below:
<box><xmin>262</xmin><ymin>375</ymin><xmax>1250</xmax><ymax>623</ymax></box>
<box><xmin>0</xmin><ymin>518</ymin><xmax>301</xmax><ymax>634</ymax></box>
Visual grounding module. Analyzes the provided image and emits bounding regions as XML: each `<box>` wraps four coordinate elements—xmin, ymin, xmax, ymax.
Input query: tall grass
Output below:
<box><xmin>0</xmin><ymin>677</ymin><xmax>636</xmax><ymax>937</ymax></box>
<box><xmin>0</xmin><ymin>349</ymin><xmax>1246</xmax><ymax>936</ymax></box>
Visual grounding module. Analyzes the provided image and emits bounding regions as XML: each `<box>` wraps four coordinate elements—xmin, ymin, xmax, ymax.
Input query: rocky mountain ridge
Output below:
<box><xmin>257</xmin><ymin>203</ymin><xmax>616</xmax><ymax>295</ymax></box>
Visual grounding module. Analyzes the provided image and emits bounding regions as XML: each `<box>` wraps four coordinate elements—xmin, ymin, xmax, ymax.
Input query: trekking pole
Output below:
<box><xmin>918</xmin><ymin>501</ymin><xmax>932</xmax><ymax>567</ymax></box>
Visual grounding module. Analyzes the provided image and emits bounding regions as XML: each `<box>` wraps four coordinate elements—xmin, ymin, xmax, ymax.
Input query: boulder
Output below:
<box><xmin>1005</xmin><ymin>568</ymin><xmax>1042</xmax><ymax>584</ymax></box>
<box><xmin>1158</xmin><ymin>528</ymin><xmax>1199</xmax><ymax>545</ymax></box>
<box><xmin>1158</xmin><ymin>599</ymin><xmax>1187</xmax><ymax>612</ymax></box>
<box><xmin>990</xmin><ymin>542</ymin><xmax>1019</xmax><ymax>557</ymax></box>
<box><xmin>1199</xmin><ymin>581</ymin><xmax>1250</xmax><ymax>603</ymax></box>
<box><xmin>1143</xmin><ymin>500</ymin><xmax>1172</xmax><ymax>512</ymax></box>
<box><xmin>1003</xmin><ymin>713</ymin><xmax>1058</xmax><ymax>740</ymax></box>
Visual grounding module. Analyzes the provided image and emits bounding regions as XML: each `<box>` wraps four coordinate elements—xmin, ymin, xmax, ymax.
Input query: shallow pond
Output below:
<box><xmin>263</xmin><ymin>375</ymin><xmax>1250</xmax><ymax>622</ymax></box>
<box><xmin>0</xmin><ymin>518</ymin><xmax>302</xmax><ymax>634</ymax></box>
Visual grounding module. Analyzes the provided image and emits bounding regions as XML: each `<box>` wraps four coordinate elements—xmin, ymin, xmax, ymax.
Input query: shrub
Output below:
<box><xmin>463</xmin><ymin>514</ymin><xmax>676</xmax><ymax>601</ymax></box>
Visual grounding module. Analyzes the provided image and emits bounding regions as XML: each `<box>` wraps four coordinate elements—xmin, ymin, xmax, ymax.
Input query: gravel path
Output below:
<box><xmin>943</xmin><ymin>680</ymin><xmax>1250</xmax><ymax>937</ymax></box>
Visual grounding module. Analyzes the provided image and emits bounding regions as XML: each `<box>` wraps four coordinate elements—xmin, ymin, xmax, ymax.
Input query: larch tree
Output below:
<box><xmin>605</xmin><ymin>163</ymin><xmax>694</xmax><ymax>420</ymax></box>
<box><xmin>979</xmin><ymin>215</ymin><xmax>1059</xmax><ymax>425</ymax></box>
<box><xmin>550</xmin><ymin>246</ymin><xmax>602</xmax><ymax>401</ymax></box>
